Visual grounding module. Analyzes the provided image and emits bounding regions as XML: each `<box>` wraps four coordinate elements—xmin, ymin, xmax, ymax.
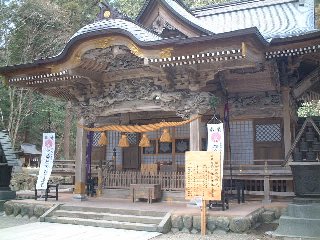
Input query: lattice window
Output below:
<box><xmin>92</xmin><ymin>132</ymin><xmax>101</xmax><ymax>147</ymax></box>
<box><xmin>230</xmin><ymin>121</ymin><xmax>254</xmax><ymax>164</ymax></box>
<box><xmin>255</xmin><ymin>124</ymin><xmax>281</xmax><ymax>142</ymax></box>
<box><xmin>126</xmin><ymin>132</ymin><xmax>138</xmax><ymax>144</ymax></box>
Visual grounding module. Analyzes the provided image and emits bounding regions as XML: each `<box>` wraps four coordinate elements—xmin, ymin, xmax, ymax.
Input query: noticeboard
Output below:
<box><xmin>185</xmin><ymin>151</ymin><xmax>222</xmax><ymax>201</ymax></box>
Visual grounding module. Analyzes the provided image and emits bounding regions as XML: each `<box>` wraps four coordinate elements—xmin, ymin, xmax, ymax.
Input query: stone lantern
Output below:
<box><xmin>274</xmin><ymin>118</ymin><xmax>320</xmax><ymax>238</ymax></box>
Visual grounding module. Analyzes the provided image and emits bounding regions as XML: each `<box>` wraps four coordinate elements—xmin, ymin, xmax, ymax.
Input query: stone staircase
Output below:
<box><xmin>42</xmin><ymin>205</ymin><xmax>171</xmax><ymax>233</ymax></box>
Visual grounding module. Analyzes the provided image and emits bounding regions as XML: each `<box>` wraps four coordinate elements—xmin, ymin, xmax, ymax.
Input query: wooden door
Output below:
<box><xmin>254</xmin><ymin>118</ymin><xmax>284</xmax><ymax>165</ymax></box>
<box><xmin>122</xmin><ymin>133</ymin><xmax>140</xmax><ymax>170</ymax></box>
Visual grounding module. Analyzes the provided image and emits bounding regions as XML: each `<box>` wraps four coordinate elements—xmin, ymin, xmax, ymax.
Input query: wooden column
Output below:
<box><xmin>63</xmin><ymin>101</ymin><xmax>72</xmax><ymax>160</ymax></box>
<box><xmin>190</xmin><ymin>114</ymin><xmax>202</xmax><ymax>151</ymax></box>
<box><xmin>282</xmin><ymin>87</ymin><xmax>292</xmax><ymax>157</ymax></box>
<box><xmin>73</xmin><ymin>117</ymin><xmax>87</xmax><ymax>201</ymax></box>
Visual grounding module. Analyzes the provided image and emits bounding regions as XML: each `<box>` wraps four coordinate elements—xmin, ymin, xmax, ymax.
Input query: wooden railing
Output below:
<box><xmin>52</xmin><ymin>160</ymin><xmax>75</xmax><ymax>175</ymax></box>
<box><xmin>104</xmin><ymin>171</ymin><xmax>185</xmax><ymax>191</ymax></box>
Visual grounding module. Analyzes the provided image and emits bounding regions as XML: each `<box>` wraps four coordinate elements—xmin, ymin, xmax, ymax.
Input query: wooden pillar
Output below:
<box><xmin>63</xmin><ymin>101</ymin><xmax>72</xmax><ymax>160</ymax></box>
<box><xmin>190</xmin><ymin>114</ymin><xmax>202</xmax><ymax>151</ymax></box>
<box><xmin>282</xmin><ymin>87</ymin><xmax>292</xmax><ymax>157</ymax></box>
<box><xmin>73</xmin><ymin>117</ymin><xmax>87</xmax><ymax>201</ymax></box>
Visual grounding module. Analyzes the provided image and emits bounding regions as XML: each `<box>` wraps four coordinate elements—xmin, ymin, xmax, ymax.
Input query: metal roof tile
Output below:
<box><xmin>192</xmin><ymin>0</ymin><xmax>315</xmax><ymax>41</ymax></box>
<box><xmin>70</xmin><ymin>18</ymin><xmax>162</xmax><ymax>42</ymax></box>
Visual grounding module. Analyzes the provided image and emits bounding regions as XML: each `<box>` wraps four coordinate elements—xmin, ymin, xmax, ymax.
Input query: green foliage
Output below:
<box><xmin>209</xmin><ymin>95</ymin><xmax>220</xmax><ymax>111</ymax></box>
<box><xmin>110</xmin><ymin>0</ymin><xmax>145</xmax><ymax>19</ymax></box>
<box><xmin>184</xmin><ymin>0</ymin><xmax>230</xmax><ymax>8</ymax></box>
<box><xmin>316</xmin><ymin>2</ymin><xmax>320</xmax><ymax>29</ymax></box>
<box><xmin>110</xmin><ymin>0</ymin><xmax>231</xmax><ymax>19</ymax></box>
<box><xmin>0</xmin><ymin>0</ymin><xmax>84</xmax><ymax>155</ymax></box>
<box><xmin>298</xmin><ymin>101</ymin><xmax>320</xmax><ymax>117</ymax></box>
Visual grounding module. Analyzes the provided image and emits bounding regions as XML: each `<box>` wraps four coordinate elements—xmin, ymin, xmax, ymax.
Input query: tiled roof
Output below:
<box><xmin>0</xmin><ymin>131</ymin><xmax>21</xmax><ymax>168</ymax></box>
<box><xmin>192</xmin><ymin>0</ymin><xmax>315</xmax><ymax>41</ymax></box>
<box><xmin>21</xmin><ymin>143</ymin><xmax>41</xmax><ymax>155</ymax></box>
<box><xmin>70</xmin><ymin>18</ymin><xmax>162</xmax><ymax>42</ymax></box>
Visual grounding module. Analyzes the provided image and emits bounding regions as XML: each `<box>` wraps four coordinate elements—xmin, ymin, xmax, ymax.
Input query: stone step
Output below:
<box><xmin>45</xmin><ymin>216</ymin><xmax>159</xmax><ymax>232</ymax></box>
<box><xmin>274</xmin><ymin>215</ymin><xmax>320</xmax><ymax>238</ymax></box>
<box><xmin>59</xmin><ymin>205</ymin><xmax>166</xmax><ymax>218</ymax></box>
<box><xmin>287</xmin><ymin>203</ymin><xmax>320</xmax><ymax>219</ymax></box>
<box><xmin>53</xmin><ymin>210</ymin><xmax>163</xmax><ymax>224</ymax></box>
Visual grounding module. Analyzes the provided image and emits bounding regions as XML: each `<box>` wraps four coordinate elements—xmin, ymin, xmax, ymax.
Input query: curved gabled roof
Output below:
<box><xmin>136</xmin><ymin>0</ymin><xmax>214</xmax><ymax>35</ymax></box>
<box><xmin>192</xmin><ymin>0</ymin><xmax>315</xmax><ymax>41</ymax></box>
<box><xmin>71</xmin><ymin>18</ymin><xmax>162</xmax><ymax>42</ymax></box>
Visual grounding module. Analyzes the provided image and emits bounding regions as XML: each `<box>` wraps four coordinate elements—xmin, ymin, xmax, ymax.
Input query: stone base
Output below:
<box><xmin>262</xmin><ymin>199</ymin><xmax>271</xmax><ymax>204</ymax></box>
<box><xmin>293</xmin><ymin>197</ymin><xmax>320</xmax><ymax>204</ymax></box>
<box><xmin>0</xmin><ymin>190</ymin><xmax>16</xmax><ymax>200</ymax></box>
<box><xmin>273</xmin><ymin>202</ymin><xmax>320</xmax><ymax>238</ymax></box>
<box><xmin>0</xmin><ymin>200</ymin><xmax>5</xmax><ymax>211</ymax></box>
<box><xmin>73</xmin><ymin>194</ymin><xmax>87</xmax><ymax>201</ymax></box>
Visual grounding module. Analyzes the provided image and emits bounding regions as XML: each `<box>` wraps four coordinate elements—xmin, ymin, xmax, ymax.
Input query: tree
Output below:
<box><xmin>316</xmin><ymin>0</ymin><xmax>320</xmax><ymax>28</ymax></box>
<box><xmin>0</xmin><ymin>0</ymin><xmax>95</xmax><ymax>153</ymax></box>
<box><xmin>110</xmin><ymin>0</ymin><xmax>230</xmax><ymax>19</ymax></box>
<box><xmin>184</xmin><ymin>0</ymin><xmax>230</xmax><ymax>8</ymax></box>
<box><xmin>298</xmin><ymin>101</ymin><xmax>320</xmax><ymax>117</ymax></box>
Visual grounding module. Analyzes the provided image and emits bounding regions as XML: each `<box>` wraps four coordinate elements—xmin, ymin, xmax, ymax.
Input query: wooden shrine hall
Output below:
<box><xmin>0</xmin><ymin>0</ymin><xmax>320</xmax><ymax>201</ymax></box>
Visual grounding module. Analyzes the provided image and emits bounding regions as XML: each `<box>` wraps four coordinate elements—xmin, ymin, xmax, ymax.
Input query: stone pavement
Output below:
<box><xmin>0</xmin><ymin>211</ymin><xmax>37</xmax><ymax>229</ymax></box>
<box><xmin>0</xmin><ymin>221</ymin><xmax>161</xmax><ymax>240</ymax></box>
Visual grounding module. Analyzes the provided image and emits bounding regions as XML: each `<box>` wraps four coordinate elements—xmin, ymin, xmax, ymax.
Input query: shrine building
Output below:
<box><xmin>0</xmin><ymin>0</ymin><xmax>319</xmax><ymax>201</ymax></box>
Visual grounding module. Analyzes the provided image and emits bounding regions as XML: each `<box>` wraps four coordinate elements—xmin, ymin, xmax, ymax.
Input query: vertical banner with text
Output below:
<box><xmin>207</xmin><ymin>123</ymin><xmax>224</xmax><ymax>186</ymax></box>
<box><xmin>36</xmin><ymin>133</ymin><xmax>55</xmax><ymax>190</ymax></box>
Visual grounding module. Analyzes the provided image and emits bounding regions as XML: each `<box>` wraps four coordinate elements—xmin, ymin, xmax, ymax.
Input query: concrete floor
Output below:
<box><xmin>0</xmin><ymin>222</ymin><xmax>161</xmax><ymax>240</ymax></box>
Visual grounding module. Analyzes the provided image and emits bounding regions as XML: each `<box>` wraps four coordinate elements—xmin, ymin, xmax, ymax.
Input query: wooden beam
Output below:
<box><xmin>189</xmin><ymin>114</ymin><xmax>202</xmax><ymax>151</ymax></box>
<box><xmin>293</xmin><ymin>66</ymin><xmax>320</xmax><ymax>98</ymax></box>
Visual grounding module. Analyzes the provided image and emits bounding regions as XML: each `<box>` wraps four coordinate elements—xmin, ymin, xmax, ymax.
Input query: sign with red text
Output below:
<box><xmin>36</xmin><ymin>133</ymin><xmax>55</xmax><ymax>190</ymax></box>
<box><xmin>207</xmin><ymin>123</ymin><xmax>224</xmax><ymax>186</ymax></box>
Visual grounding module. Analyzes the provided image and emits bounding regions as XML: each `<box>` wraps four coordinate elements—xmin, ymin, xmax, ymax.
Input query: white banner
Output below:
<box><xmin>207</xmin><ymin>123</ymin><xmax>224</xmax><ymax>184</ymax></box>
<box><xmin>36</xmin><ymin>133</ymin><xmax>55</xmax><ymax>190</ymax></box>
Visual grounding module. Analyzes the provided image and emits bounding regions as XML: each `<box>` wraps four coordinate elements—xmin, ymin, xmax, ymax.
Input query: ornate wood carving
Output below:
<box><xmin>152</xmin><ymin>15</ymin><xmax>187</xmax><ymax>38</ymax></box>
<box><xmin>74</xmin><ymin>78</ymin><xmax>213</xmax><ymax>123</ymax></box>
<box><xmin>229</xmin><ymin>93</ymin><xmax>282</xmax><ymax>109</ymax></box>
<box><xmin>82</xmin><ymin>46</ymin><xmax>144</xmax><ymax>72</ymax></box>
<box><xmin>228</xmin><ymin>92</ymin><xmax>283</xmax><ymax>117</ymax></box>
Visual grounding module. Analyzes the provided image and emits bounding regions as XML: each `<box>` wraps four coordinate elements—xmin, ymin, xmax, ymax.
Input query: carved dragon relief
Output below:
<box><xmin>228</xmin><ymin>93</ymin><xmax>283</xmax><ymax>117</ymax></box>
<box><xmin>82</xmin><ymin>46</ymin><xmax>144</xmax><ymax>72</ymax></box>
<box><xmin>73</xmin><ymin>78</ymin><xmax>213</xmax><ymax>123</ymax></box>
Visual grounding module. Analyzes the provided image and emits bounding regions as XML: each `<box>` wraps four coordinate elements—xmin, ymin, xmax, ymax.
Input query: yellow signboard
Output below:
<box><xmin>185</xmin><ymin>151</ymin><xmax>222</xmax><ymax>201</ymax></box>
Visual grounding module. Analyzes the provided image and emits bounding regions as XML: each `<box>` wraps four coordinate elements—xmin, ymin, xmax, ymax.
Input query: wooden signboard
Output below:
<box><xmin>185</xmin><ymin>151</ymin><xmax>222</xmax><ymax>201</ymax></box>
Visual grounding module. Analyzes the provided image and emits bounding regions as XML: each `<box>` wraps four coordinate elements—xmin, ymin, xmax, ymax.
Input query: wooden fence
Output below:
<box><xmin>104</xmin><ymin>171</ymin><xmax>185</xmax><ymax>191</ymax></box>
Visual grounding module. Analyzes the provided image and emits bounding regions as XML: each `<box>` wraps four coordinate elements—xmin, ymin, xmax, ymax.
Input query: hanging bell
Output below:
<box><xmin>118</xmin><ymin>134</ymin><xmax>130</xmax><ymax>147</ymax></box>
<box><xmin>139</xmin><ymin>134</ymin><xmax>151</xmax><ymax>147</ymax></box>
<box><xmin>98</xmin><ymin>132</ymin><xmax>108</xmax><ymax>146</ymax></box>
<box><xmin>160</xmin><ymin>128</ymin><xmax>172</xmax><ymax>142</ymax></box>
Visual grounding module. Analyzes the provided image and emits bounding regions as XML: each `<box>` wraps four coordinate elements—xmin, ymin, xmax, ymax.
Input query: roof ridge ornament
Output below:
<box><xmin>96</xmin><ymin>0</ymin><xmax>129</xmax><ymax>21</ymax></box>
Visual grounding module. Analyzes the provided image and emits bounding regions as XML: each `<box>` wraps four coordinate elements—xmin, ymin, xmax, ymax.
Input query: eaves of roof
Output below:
<box><xmin>0</xmin><ymin>27</ymin><xmax>268</xmax><ymax>74</ymax></box>
<box><xmin>269</xmin><ymin>30</ymin><xmax>320</xmax><ymax>46</ymax></box>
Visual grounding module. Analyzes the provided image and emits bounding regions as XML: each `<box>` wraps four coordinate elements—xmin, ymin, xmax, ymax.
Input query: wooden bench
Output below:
<box><xmin>130</xmin><ymin>184</ymin><xmax>161</xmax><ymax>204</ymax></box>
<box><xmin>35</xmin><ymin>183</ymin><xmax>59</xmax><ymax>201</ymax></box>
